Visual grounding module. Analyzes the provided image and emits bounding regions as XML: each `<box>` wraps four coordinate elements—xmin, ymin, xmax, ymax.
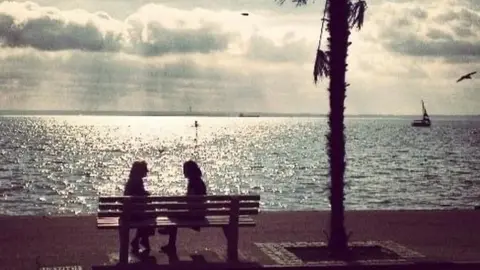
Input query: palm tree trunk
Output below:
<box><xmin>327</xmin><ymin>0</ymin><xmax>350</xmax><ymax>255</ymax></box>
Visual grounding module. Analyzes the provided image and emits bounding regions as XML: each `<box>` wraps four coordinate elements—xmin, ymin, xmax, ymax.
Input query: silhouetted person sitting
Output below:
<box><xmin>159</xmin><ymin>160</ymin><xmax>207</xmax><ymax>253</ymax></box>
<box><xmin>123</xmin><ymin>160</ymin><xmax>154</xmax><ymax>255</ymax></box>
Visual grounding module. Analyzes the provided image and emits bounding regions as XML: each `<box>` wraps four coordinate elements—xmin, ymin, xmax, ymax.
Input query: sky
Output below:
<box><xmin>0</xmin><ymin>0</ymin><xmax>479</xmax><ymax>115</ymax></box>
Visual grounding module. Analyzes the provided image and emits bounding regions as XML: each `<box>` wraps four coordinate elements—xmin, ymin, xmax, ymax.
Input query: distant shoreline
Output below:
<box><xmin>0</xmin><ymin>110</ymin><xmax>478</xmax><ymax>118</ymax></box>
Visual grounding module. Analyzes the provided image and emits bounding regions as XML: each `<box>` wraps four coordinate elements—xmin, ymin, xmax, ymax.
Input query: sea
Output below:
<box><xmin>0</xmin><ymin>115</ymin><xmax>479</xmax><ymax>215</ymax></box>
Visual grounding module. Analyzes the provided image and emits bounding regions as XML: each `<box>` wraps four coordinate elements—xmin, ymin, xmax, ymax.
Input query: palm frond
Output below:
<box><xmin>293</xmin><ymin>0</ymin><xmax>309</xmax><ymax>6</ymax></box>
<box><xmin>313</xmin><ymin>49</ymin><xmax>329</xmax><ymax>83</ymax></box>
<box><xmin>276</xmin><ymin>0</ymin><xmax>309</xmax><ymax>6</ymax></box>
<box><xmin>317</xmin><ymin>0</ymin><xmax>329</xmax><ymax>50</ymax></box>
<box><xmin>349</xmin><ymin>0</ymin><xmax>368</xmax><ymax>30</ymax></box>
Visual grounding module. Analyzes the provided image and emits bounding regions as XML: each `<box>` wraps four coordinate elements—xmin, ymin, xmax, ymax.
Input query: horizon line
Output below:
<box><xmin>0</xmin><ymin>110</ymin><xmax>479</xmax><ymax>117</ymax></box>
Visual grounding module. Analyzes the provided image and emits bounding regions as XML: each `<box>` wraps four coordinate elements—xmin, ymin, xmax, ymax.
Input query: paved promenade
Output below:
<box><xmin>0</xmin><ymin>210</ymin><xmax>479</xmax><ymax>270</ymax></box>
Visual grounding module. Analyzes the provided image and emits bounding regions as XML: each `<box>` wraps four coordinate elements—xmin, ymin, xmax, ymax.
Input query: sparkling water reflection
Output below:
<box><xmin>0</xmin><ymin>115</ymin><xmax>479</xmax><ymax>215</ymax></box>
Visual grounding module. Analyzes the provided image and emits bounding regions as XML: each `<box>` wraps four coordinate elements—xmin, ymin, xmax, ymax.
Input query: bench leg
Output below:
<box><xmin>119</xmin><ymin>227</ymin><xmax>130</xmax><ymax>264</ymax></box>
<box><xmin>223</xmin><ymin>226</ymin><xmax>239</xmax><ymax>262</ymax></box>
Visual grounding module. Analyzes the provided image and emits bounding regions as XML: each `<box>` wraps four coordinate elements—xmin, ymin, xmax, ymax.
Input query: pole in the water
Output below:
<box><xmin>194</xmin><ymin>121</ymin><xmax>199</xmax><ymax>142</ymax></box>
<box><xmin>193</xmin><ymin>120</ymin><xmax>199</xmax><ymax>160</ymax></box>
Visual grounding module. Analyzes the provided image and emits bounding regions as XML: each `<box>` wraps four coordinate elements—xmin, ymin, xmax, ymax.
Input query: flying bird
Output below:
<box><xmin>456</xmin><ymin>71</ymin><xmax>477</xmax><ymax>82</ymax></box>
<box><xmin>241</xmin><ymin>12</ymin><xmax>249</xmax><ymax>16</ymax></box>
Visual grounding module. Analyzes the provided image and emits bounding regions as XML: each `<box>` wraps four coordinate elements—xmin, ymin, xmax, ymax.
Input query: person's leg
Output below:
<box><xmin>167</xmin><ymin>227</ymin><xmax>177</xmax><ymax>247</ymax></box>
<box><xmin>131</xmin><ymin>230</ymin><xmax>140</xmax><ymax>253</ymax></box>
<box><xmin>140</xmin><ymin>236</ymin><xmax>151</xmax><ymax>252</ymax></box>
<box><xmin>161</xmin><ymin>227</ymin><xmax>177</xmax><ymax>252</ymax></box>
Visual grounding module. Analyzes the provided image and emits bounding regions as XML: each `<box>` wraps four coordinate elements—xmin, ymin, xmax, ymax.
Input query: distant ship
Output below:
<box><xmin>411</xmin><ymin>100</ymin><xmax>431</xmax><ymax>127</ymax></box>
<box><xmin>238</xmin><ymin>113</ymin><xmax>260</xmax><ymax>117</ymax></box>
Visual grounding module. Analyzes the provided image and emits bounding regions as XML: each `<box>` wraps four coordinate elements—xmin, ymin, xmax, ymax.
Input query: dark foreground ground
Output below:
<box><xmin>0</xmin><ymin>210</ymin><xmax>479</xmax><ymax>270</ymax></box>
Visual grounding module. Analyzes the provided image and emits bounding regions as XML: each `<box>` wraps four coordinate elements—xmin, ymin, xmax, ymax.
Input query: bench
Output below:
<box><xmin>97</xmin><ymin>194</ymin><xmax>260</xmax><ymax>264</ymax></box>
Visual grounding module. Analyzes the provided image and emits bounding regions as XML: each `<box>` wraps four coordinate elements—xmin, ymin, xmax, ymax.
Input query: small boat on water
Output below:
<box><xmin>411</xmin><ymin>100</ymin><xmax>431</xmax><ymax>127</ymax></box>
<box><xmin>238</xmin><ymin>113</ymin><xmax>259</xmax><ymax>117</ymax></box>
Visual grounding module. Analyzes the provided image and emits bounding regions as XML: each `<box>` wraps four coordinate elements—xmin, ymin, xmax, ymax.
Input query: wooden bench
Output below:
<box><xmin>97</xmin><ymin>195</ymin><xmax>260</xmax><ymax>264</ymax></box>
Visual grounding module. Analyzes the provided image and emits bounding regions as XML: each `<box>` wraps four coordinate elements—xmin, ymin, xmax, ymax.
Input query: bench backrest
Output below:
<box><xmin>98</xmin><ymin>195</ymin><xmax>260</xmax><ymax>220</ymax></box>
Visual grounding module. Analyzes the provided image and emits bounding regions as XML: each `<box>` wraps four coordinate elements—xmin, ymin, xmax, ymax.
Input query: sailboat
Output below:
<box><xmin>411</xmin><ymin>100</ymin><xmax>431</xmax><ymax>127</ymax></box>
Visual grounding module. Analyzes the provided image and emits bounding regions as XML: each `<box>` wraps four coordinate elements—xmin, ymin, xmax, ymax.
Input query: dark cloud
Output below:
<box><xmin>0</xmin><ymin>1</ymin><xmax>315</xmax><ymax>64</ymax></box>
<box><xmin>457</xmin><ymin>7</ymin><xmax>480</xmax><ymax>27</ymax></box>
<box><xmin>388</xmin><ymin>36</ymin><xmax>480</xmax><ymax>58</ymax></box>
<box><xmin>0</xmin><ymin>13</ymin><xmax>121</xmax><ymax>52</ymax></box>
<box><xmin>377</xmin><ymin>2</ymin><xmax>480</xmax><ymax>62</ymax></box>
<box><xmin>387</xmin><ymin>37</ymin><xmax>480</xmax><ymax>63</ymax></box>
<box><xmin>127</xmin><ymin>22</ymin><xmax>231</xmax><ymax>56</ymax></box>
<box><xmin>453</xmin><ymin>25</ymin><xmax>474</xmax><ymax>38</ymax></box>
<box><xmin>426</xmin><ymin>28</ymin><xmax>453</xmax><ymax>40</ymax></box>
<box><xmin>410</xmin><ymin>7</ymin><xmax>428</xmax><ymax>19</ymax></box>
<box><xmin>433</xmin><ymin>11</ymin><xmax>458</xmax><ymax>23</ymax></box>
<box><xmin>0</xmin><ymin>1</ymin><xmax>233</xmax><ymax>56</ymax></box>
<box><xmin>396</xmin><ymin>18</ymin><xmax>412</xmax><ymax>27</ymax></box>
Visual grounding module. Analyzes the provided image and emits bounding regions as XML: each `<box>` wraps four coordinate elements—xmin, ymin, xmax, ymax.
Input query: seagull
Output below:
<box><xmin>456</xmin><ymin>71</ymin><xmax>477</xmax><ymax>82</ymax></box>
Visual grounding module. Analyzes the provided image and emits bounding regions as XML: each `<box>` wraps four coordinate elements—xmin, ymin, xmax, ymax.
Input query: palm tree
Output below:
<box><xmin>277</xmin><ymin>0</ymin><xmax>367</xmax><ymax>256</ymax></box>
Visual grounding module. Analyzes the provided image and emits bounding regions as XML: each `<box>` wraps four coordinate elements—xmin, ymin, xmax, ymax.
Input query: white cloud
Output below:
<box><xmin>368</xmin><ymin>0</ymin><xmax>480</xmax><ymax>62</ymax></box>
<box><xmin>0</xmin><ymin>1</ymin><xmax>314</xmax><ymax>59</ymax></box>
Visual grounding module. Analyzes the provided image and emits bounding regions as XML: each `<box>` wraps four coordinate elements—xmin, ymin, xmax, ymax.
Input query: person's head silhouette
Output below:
<box><xmin>129</xmin><ymin>160</ymin><xmax>149</xmax><ymax>180</ymax></box>
<box><xmin>183</xmin><ymin>160</ymin><xmax>202</xmax><ymax>179</ymax></box>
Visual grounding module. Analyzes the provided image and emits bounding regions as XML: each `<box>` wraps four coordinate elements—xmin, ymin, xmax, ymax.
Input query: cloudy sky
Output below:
<box><xmin>0</xmin><ymin>0</ymin><xmax>478</xmax><ymax>115</ymax></box>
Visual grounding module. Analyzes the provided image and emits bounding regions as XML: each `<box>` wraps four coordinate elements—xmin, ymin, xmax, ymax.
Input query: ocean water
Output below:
<box><xmin>0</xmin><ymin>115</ymin><xmax>479</xmax><ymax>215</ymax></box>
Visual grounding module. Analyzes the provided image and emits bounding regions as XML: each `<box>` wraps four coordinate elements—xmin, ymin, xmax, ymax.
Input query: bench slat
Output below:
<box><xmin>97</xmin><ymin>216</ymin><xmax>254</xmax><ymax>225</ymax></box>
<box><xmin>97</xmin><ymin>221</ymin><xmax>256</xmax><ymax>229</ymax></box>
<box><xmin>97</xmin><ymin>216</ymin><xmax>254</xmax><ymax>224</ymax></box>
<box><xmin>99</xmin><ymin>195</ymin><xmax>260</xmax><ymax>203</ymax></box>
<box><xmin>97</xmin><ymin>216</ymin><xmax>255</xmax><ymax>229</ymax></box>
<box><xmin>97</xmin><ymin>208</ymin><xmax>259</xmax><ymax>218</ymax></box>
<box><xmin>98</xmin><ymin>201</ymin><xmax>260</xmax><ymax>211</ymax></box>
